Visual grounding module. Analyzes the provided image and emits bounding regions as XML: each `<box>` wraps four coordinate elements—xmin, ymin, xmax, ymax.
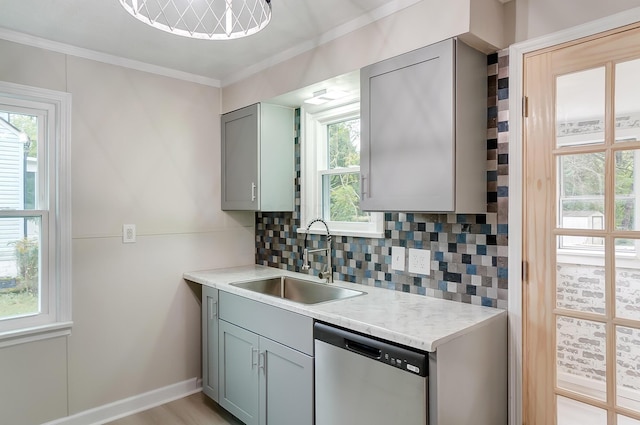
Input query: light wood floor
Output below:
<box><xmin>105</xmin><ymin>392</ymin><xmax>243</xmax><ymax>425</ymax></box>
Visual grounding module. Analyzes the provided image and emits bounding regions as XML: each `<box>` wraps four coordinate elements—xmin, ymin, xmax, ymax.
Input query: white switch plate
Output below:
<box><xmin>408</xmin><ymin>248</ymin><xmax>430</xmax><ymax>275</ymax></box>
<box><xmin>391</xmin><ymin>246</ymin><xmax>405</xmax><ymax>271</ymax></box>
<box><xmin>123</xmin><ymin>224</ymin><xmax>136</xmax><ymax>244</ymax></box>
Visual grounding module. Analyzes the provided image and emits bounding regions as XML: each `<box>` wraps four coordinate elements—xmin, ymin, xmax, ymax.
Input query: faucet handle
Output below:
<box><xmin>301</xmin><ymin>248</ymin><xmax>310</xmax><ymax>270</ymax></box>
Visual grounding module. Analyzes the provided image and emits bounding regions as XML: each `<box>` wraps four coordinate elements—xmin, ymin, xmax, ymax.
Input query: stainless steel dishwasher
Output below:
<box><xmin>314</xmin><ymin>322</ymin><xmax>428</xmax><ymax>425</ymax></box>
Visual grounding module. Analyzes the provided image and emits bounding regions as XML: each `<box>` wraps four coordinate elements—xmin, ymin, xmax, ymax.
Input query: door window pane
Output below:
<box><xmin>615</xmin><ymin>59</ymin><xmax>640</xmax><ymax>143</ymax></box>
<box><xmin>615</xmin><ymin>150</ymin><xmax>639</xmax><ymax>231</ymax></box>
<box><xmin>617</xmin><ymin>326</ymin><xmax>640</xmax><ymax>413</ymax></box>
<box><xmin>615</xmin><ymin>238</ymin><xmax>640</xmax><ymax>320</ymax></box>
<box><xmin>559</xmin><ymin>153</ymin><xmax>605</xmax><ymax>232</ymax></box>
<box><xmin>557</xmin><ymin>395</ymin><xmax>607</xmax><ymax>425</ymax></box>
<box><xmin>557</xmin><ymin>237</ymin><xmax>605</xmax><ymax>314</ymax></box>
<box><xmin>557</xmin><ymin>316</ymin><xmax>607</xmax><ymax>401</ymax></box>
<box><xmin>619</xmin><ymin>415</ymin><xmax>640</xmax><ymax>425</ymax></box>
<box><xmin>556</xmin><ymin>68</ymin><xmax>606</xmax><ymax>148</ymax></box>
<box><xmin>0</xmin><ymin>216</ymin><xmax>40</xmax><ymax>320</ymax></box>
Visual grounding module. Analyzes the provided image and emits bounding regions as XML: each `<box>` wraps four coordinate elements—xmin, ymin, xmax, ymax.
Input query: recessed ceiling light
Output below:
<box><xmin>304</xmin><ymin>89</ymin><xmax>349</xmax><ymax>105</ymax></box>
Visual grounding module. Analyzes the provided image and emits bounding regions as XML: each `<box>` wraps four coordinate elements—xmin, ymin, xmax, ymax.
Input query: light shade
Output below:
<box><xmin>119</xmin><ymin>0</ymin><xmax>272</xmax><ymax>40</ymax></box>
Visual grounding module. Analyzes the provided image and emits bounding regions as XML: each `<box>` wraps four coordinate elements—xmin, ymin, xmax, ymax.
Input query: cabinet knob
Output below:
<box><xmin>251</xmin><ymin>182</ymin><xmax>257</xmax><ymax>202</ymax></box>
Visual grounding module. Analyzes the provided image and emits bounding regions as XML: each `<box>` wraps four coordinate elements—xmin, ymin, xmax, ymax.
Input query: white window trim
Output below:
<box><xmin>0</xmin><ymin>81</ymin><xmax>72</xmax><ymax>347</ymax></box>
<box><xmin>299</xmin><ymin>103</ymin><xmax>384</xmax><ymax>238</ymax></box>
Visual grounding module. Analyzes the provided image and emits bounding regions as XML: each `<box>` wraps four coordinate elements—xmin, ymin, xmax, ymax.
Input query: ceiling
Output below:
<box><xmin>0</xmin><ymin>0</ymin><xmax>419</xmax><ymax>87</ymax></box>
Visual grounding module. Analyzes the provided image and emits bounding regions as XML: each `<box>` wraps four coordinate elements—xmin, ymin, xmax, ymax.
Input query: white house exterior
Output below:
<box><xmin>0</xmin><ymin>117</ymin><xmax>24</xmax><ymax>277</ymax></box>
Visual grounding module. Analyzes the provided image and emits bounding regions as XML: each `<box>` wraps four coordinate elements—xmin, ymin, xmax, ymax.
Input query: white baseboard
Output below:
<box><xmin>42</xmin><ymin>378</ymin><xmax>202</xmax><ymax>425</ymax></box>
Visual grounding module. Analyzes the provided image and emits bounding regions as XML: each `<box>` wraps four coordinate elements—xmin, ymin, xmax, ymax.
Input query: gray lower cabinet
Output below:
<box><xmin>218</xmin><ymin>319</ymin><xmax>313</xmax><ymax>425</ymax></box>
<box><xmin>202</xmin><ymin>286</ymin><xmax>219</xmax><ymax>402</ymax></box>
<box><xmin>216</xmin><ymin>292</ymin><xmax>314</xmax><ymax>425</ymax></box>
<box><xmin>218</xmin><ymin>320</ymin><xmax>260</xmax><ymax>424</ymax></box>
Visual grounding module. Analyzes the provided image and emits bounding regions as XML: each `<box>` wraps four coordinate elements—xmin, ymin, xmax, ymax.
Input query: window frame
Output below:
<box><xmin>300</xmin><ymin>102</ymin><xmax>383</xmax><ymax>238</ymax></box>
<box><xmin>0</xmin><ymin>81</ymin><xmax>72</xmax><ymax>347</ymax></box>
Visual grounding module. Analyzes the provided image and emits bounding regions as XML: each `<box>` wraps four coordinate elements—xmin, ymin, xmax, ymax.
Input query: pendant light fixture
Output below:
<box><xmin>118</xmin><ymin>0</ymin><xmax>272</xmax><ymax>40</ymax></box>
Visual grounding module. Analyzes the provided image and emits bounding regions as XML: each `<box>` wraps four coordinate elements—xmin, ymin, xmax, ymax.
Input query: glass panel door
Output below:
<box><xmin>551</xmin><ymin>37</ymin><xmax>640</xmax><ymax>425</ymax></box>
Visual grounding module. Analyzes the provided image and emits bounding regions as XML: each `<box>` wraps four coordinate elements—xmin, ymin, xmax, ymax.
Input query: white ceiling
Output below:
<box><xmin>0</xmin><ymin>0</ymin><xmax>420</xmax><ymax>87</ymax></box>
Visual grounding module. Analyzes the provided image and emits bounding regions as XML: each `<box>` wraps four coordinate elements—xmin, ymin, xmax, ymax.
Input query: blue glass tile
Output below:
<box><xmin>384</xmin><ymin>212</ymin><xmax>392</xmax><ymax>221</ymax></box>
<box><xmin>498</xmin><ymin>224</ymin><xmax>508</xmax><ymax>234</ymax></box>
<box><xmin>417</xmin><ymin>287</ymin><xmax>426</xmax><ymax>296</ymax></box>
<box><xmin>457</xmin><ymin>214</ymin><xmax>467</xmax><ymax>224</ymax></box>
<box><xmin>415</xmin><ymin>240</ymin><xmax>423</xmax><ymax>249</ymax></box>
<box><xmin>497</xmin><ymin>120</ymin><xmax>509</xmax><ymax>132</ymax></box>
<box><xmin>477</xmin><ymin>245</ymin><xmax>487</xmax><ymax>255</ymax></box>
<box><xmin>457</xmin><ymin>233</ymin><xmax>466</xmax><ymax>243</ymax></box>
<box><xmin>498</xmin><ymin>267</ymin><xmax>508</xmax><ymax>278</ymax></box>
<box><xmin>498</xmin><ymin>88</ymin><xmax>509</xmax><ymax>101</ymax></box>
<box><xmin>481</xmin><ymin>297</ymin><xmax>494</xmax><ymax>307</ymax></box>
<box><xmin>435</xmin><ymin>223</ymin><xmax>443</xmax><ymax>232</ymax></box>
<box><xmin>406</xmin><ymin>213</ymin><xmax>414</xmax><ymax>222</ymax></box>
<box><xmin>438</xmin><ymin>280</ymin><xmax>447</xmax><ymax>291</ymax></box>
<box><xmin>434</xmin><ymin>252</ymin><xmax>444</xmax><ymax>261</ymax></box>
<box><xmin>487</xmin><ymin>170</ymin><xmax>498</xmax><ymax>182</ymax></box>
<box><xmin>466</xmin><ymin>264</ymin><xmax>477</xmax><ymax>275</ymax></box>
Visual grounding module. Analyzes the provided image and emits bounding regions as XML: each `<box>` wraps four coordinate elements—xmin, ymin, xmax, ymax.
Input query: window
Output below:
<box><xmin>0</xmin><ymin>81</ymin><xmax>71</xmax><ymax>346</ymax></box>
<box><xmin>301</xmin><ymin>103</ymin><xmax>383</xmax><ymax>237</ymax></box>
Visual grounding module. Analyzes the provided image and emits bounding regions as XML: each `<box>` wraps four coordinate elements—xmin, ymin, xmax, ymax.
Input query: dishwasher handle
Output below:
<box><xmin>345</xmin><ymin>338</ymin><xmax>381</xmax><ymax>359</ymax></box>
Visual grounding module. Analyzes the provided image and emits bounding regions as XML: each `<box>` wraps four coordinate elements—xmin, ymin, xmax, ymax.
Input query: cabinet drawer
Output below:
<box><xmin>219</xmin><ymin>292</ymin><xmax>313</xmax><ymax>355</ymax></box>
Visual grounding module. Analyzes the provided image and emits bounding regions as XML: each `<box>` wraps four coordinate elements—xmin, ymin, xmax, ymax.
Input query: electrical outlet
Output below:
<box><xmin>123</xmin><ymin>224</ymin><xmax>136</xmax><ymax>244</ymax></box>
<box><xmin>391</xmin><ymin>246</ymin><xmax>405</xmax><ymax>271</ymax></box>
<box><xmin>408</xmin><ymin>248</ymin><xmax>430</xmax><ymax>275</ymax></box>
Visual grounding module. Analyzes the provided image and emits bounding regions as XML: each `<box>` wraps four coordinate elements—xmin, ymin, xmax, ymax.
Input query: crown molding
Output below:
<box><xmin>0</xmin><ymin>28</ymin><xmax>221</xmax><ymax>88</ymax></box>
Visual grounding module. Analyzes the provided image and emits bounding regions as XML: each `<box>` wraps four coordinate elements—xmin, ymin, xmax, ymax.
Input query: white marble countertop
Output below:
<box><xmin>183</xmin><ymin>264</ymin><xmax>506</xmax><ymax>352</ymax></box>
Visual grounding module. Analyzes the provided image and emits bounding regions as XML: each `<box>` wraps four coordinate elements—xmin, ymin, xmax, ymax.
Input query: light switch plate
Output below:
<box><xmin>391</xmin><ymin>246</ymin><xmax>405</xmax><ymax>271</ymax></box>
<box><xmin>408</xmin><ymin>248</ymin><xmax>430</xmax><ymax>275</ymax></box>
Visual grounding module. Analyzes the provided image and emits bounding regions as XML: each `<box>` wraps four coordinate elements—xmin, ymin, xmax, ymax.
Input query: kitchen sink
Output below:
<box><xmin>230</xmin><ymin>276</ymin><xmax>365</xmax><ymax>304</ymax></box>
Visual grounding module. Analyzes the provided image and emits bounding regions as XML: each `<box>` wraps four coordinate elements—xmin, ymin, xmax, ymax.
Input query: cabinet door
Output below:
<box><xmin>221</xmin><ymin>103</ymin><xmax>259</xmax><ymax>210</ymax></box>
<box><xmin>202</xmin><ymin>286</ymin><xmax>219</xmax><ymax>401</ymax></box>
<box><xmin>219</xmin><ymin>320</ymin><xmax>260</xmax><ymax>425</ymax></box>
<box><xmin>259</xmin><ymin>337</ymin><xmax>313</xmax><ymax>425</ymax></box>
<box><xmin>360</xmin><ymin>39</ymin><xmax>455</xmax><ymax>212</ymax></box>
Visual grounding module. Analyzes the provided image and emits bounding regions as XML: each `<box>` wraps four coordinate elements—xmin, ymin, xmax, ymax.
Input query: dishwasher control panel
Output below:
<box><xmin>314</xmin><ymin>322</ymin><xmax>428</xmax><ymax>377</ymax></box>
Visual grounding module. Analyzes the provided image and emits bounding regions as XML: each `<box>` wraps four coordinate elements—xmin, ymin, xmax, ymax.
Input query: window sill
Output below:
<box><xmin>0</xmin><ymin>321</ymin><xmax>73</xmax><ymax>349</ymax></box>
<box><xmin>297</xmin><ymin>227</ymin><xmax>384</xmax><ymax>239</ymax></box>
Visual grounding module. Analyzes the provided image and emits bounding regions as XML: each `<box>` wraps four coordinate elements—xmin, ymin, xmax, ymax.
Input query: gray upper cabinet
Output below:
<box><xmin>221</xmin><ymin>103</ymin><xmax>295</xmax><ymax>211</ymax></box>
<box><xmin>360</xmin><ymin>38</ymin><xmax>487</xmax><ymax>213</ymax></box>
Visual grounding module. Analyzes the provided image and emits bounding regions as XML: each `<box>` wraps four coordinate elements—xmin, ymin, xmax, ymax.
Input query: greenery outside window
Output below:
<box><xmin>0</xmin><ymin>81</ymin><xmax>71</xmax><ymax>346</ymax></box>
<box><xmin>301</xmin><ymin>103</ymin><xmax>383</xmax><ymax>237</ymax></box>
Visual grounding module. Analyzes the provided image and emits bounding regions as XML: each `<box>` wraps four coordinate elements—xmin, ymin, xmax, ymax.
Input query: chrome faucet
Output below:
<box><xmin>302</xmin><ymin>218</ymin><xmax>333</xmax><ymax>283</ymax></box>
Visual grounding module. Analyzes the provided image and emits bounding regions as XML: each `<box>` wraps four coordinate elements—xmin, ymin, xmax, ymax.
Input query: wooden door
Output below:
<box><xmin>524</xmin><ymin>23</ymin><xmax>640</xmax><ymax>425</ymax></box>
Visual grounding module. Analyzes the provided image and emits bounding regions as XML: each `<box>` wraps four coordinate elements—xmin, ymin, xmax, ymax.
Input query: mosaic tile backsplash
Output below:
<box><xmin>256</xmin><ymin>51</ymin><xmax>510</xmax><ymax>309</ymax></box>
